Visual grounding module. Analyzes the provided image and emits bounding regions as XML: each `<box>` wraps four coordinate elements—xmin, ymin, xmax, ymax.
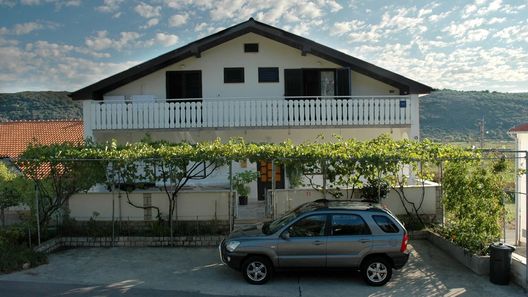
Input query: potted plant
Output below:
<box><xmin>231</xmin><ymin>171</ymin><xmax>259</xmax><ymax>205</ymax></box>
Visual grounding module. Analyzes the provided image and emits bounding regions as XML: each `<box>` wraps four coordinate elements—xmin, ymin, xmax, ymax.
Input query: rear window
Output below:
<box><xmin>373</xmin><ymin>215</ymin><xmax>399</xmax><ymax>233</ymax></box>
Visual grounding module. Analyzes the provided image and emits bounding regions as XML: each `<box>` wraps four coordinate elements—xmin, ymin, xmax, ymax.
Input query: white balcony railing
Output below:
<box><xmin>84</xmin><ymin>96</ymin><xmax>412</xmax><ymax>131</ymax></box>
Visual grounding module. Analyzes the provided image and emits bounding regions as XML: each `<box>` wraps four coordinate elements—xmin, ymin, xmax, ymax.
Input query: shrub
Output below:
<box><xmin>441</xmin><ymin>160</ymin><xmax>505</xmax><ymax>255</ymax></box>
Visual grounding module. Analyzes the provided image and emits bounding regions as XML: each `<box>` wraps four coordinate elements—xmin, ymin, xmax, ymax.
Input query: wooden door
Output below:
<box><xmin>257</xmin><ymin>161</ymin><xmax>285</xmax><ymax>201</ymax></box>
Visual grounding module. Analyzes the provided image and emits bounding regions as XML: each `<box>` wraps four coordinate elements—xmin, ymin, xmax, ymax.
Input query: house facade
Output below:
<box><xmin>509</xmin><ymin>123</ymin><xmax>528</xmax><ymax>245</ymax></box>
<box><xmin>70</xmin><ymin>18</ymin><xmax>432</xmax><ymax>204</ymax></box>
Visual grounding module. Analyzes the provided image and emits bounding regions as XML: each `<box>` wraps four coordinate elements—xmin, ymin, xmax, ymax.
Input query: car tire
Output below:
<box><xmin>361</xmin><ymin>256</ymin><xmax>393</xmax><ymax>286</ymax></box>
<box><xmin>241</xmin><ymin>256</ymin><xmax>272</xmax><ymax>285</ymax></box>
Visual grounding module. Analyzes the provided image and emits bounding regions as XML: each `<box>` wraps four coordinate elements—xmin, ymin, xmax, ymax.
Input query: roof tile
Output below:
<box><xmin>0</xmin><ymin>120</ymin><xmax>83</xmax><ymax>158</ymax></box>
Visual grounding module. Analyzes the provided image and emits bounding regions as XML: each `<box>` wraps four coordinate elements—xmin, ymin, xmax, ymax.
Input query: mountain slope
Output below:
<box><xmin>420</xmin><ymin>90</ymin><xmax>528</xmax><ymax>141</ymax></box>
<box><xmin>0</xmin><ymin>91</ymin><xmax>81</xmax><ymax>122</ymax></box>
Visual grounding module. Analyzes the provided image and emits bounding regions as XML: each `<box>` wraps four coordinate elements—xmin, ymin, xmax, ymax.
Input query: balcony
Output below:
<box><xmin>83</xmin><ymin>96</ymin><xmax>412</xmax><ymax>131</ymax></box>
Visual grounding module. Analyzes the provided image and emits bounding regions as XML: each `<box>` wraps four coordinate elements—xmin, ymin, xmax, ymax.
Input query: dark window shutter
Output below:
<box><xmin>224</xmin><ymin>68</ymin><xmax>244</xmax><ymax>83</ymax></box>
<box><xmin>166</xmin><ymin>71</ymin><xmax>184</xmax><ymax>99</ymax></box>
<box><xmin>284</xmin><ymin>69</ymin><xmax>303</xmax><ymax>97</ymax></box>
<box><xmin>258</xmin><ymin>67</ymin><xmax>279</xmax><ymax>83</ymax></box>
<box><xmin>336</xmin><ymin>68</ymin><xmax>351</xmax><ymax>96</ymax></box>
<box><xmin>166</xmin><ymin>71</ymin><xmax>202</xmax><ymax>100</ymax></box>
<box><xmin>185</xmin><ymin>71</ymin><xmax>202</xmax><ymax>98</ymax></box>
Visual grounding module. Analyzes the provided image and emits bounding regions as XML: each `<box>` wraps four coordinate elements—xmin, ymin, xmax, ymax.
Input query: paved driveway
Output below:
<box><xmin>0</xmin><ymin>240</ymin><xmax>524</xmax><ymax>297</ymax></box>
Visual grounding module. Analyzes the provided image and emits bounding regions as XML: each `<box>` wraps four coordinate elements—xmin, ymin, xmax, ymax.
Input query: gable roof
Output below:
<box><xmin>0</xmin><ymin>120</ymin><xmax>83</xmax><ymax>158</ymax></box>
<box><xmin>509</xmin><ymin>123</ymin><xmax>528</xmax><ymax>133</ymax></box>
<box><xmin>70</xmin><ymin>18</ymin><xmax>432</xmax><ymax>100</ymax></box>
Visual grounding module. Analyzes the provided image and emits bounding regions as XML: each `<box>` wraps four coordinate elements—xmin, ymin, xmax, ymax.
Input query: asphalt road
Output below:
<box><xmin>0</xmin><ymin>240</ymin><xmax>525</xmax><ymax>297</ymax></box>
<box><xmin>0</xmin><ymin>280</ymin><xmax>259</xmax><ymax>297</ymax></box>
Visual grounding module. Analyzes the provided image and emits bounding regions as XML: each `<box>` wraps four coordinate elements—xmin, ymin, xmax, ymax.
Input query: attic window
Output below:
<box><xmin>244</xmin><ymin>43</ymin><xmax>259</xmax><ymax>52</ymax></box>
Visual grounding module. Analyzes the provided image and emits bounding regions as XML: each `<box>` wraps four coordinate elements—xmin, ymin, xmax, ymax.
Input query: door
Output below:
<box><xmin>326</xmin><ymin>214</ymin><xmax>372</xmax><ymax>267</ymax></box>
<box><xmin>257</xmin><ymin>161</ymin><xmax>284</xmax><ymax>201</ymax></box>
<box><xmin>277</xmin><ymin>214</ymin><xmax>328</xmax><ymax>268</ymax></box>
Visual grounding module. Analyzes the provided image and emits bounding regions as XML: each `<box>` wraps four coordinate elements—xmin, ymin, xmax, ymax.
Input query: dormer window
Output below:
<box><xmin>244</xmin><ymin>43</ymin><xmax>259</xmax><ymax>53</ymax></box>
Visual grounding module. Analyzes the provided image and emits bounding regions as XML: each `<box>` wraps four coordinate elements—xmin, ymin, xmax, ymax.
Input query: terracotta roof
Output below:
<box><xmin>509</xmin><ymin>123</ymin><xmax>528</xmax><ymax>133</ymax></box>
<box><xmin>0</xmin><ymin>120</ymin><xmax>83</xmax><ymax>158</ymax></box>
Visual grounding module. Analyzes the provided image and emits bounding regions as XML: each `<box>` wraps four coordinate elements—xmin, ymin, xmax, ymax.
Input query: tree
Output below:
<box><xmin>0</xmin><ymin>163</ymin><xmax>24</xmax><ymax>227</ymax></box>
<box><xmin>18</xmin><ymin>143</ymin><xmax>107</xmax><ymax>232</ymax></box>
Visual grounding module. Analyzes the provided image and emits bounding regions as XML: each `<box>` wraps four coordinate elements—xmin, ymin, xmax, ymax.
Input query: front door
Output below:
<box><xmin>277</xmin><ymin>214</ymin><xmax>328</xmax><ymax>268</ymax></box>
<box><xmin>257</xmin><ymin>161</ymin><xmax>284</xmax><ymax>201</ymax></box>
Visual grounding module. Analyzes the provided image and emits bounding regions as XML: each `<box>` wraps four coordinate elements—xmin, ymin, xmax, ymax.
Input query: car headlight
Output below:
<box><xmin>225</xmin><ymin>241</ymin><xmax>240</xmax><ymax>252</ymax></box>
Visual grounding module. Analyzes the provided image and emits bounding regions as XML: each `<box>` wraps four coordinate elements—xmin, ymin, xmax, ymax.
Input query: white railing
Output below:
<box><xmin>84</xmin><ymin>96</ymin><xmax>412</xmax><ymax>130</ymax></box>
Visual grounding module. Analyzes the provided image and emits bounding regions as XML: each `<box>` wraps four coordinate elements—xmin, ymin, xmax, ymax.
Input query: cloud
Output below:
<box><xmin>19</xmin><ymin>0</ymin><xmax>81</xmax><ymax>8</ymax></box>
<box><xmin>13</xmin><ymin>22</ymin><xmax>43</xmax><ymax>35</ymax></box>
<box><xmin>141</xmin><ymin>18</ymin><xmax>159</xmax><ymax>29</ymax></box>
<box><xmin>0</xmin><ymin>0</ymin><xmax>16</xmax><ymax>7</ymax></box>
<box><xmin>146</xmin><ymin>33</ymin><xmax>179</xmax><ymax>47</ymax></box>
<box><xmin>495</xmin><ymin>23</ymin><xmax>528</xmax><ymax>44</ymax></box>
<box><xmin>85</xmin><ymin>31</ymin><xmax>141</xmax><ymax>51</ymax></box>
<box><xmin>330</xmin><ymin>20</ymin><xmax>365</xmax><ymax>36</ymax></box>
<box><xmin>96</xmin><ymin>0</ymin><xmax>123</xmax><ymax>14</ymax></box>
<box><xmin>169</xmin><ymin>14</ymin><xmax>189</xmax><ymax>27</ymax></box>
<box><xmin>134</xmin><ymin>2</ymin><xmax>161</xmax><ymax>19</ymax></box>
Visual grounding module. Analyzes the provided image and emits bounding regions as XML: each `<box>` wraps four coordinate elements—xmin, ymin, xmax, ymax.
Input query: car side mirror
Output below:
<box><xmin>280</xmin><ymin>231</ymin><xmax>290</xmax><ymax>240</ymax></box>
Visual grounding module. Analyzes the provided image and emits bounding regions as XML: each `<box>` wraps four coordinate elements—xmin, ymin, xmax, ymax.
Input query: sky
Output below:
<box><xmin>0</xmin><ymin>0</ymin><xmax>527</xmax><ymax>93</ymax></box>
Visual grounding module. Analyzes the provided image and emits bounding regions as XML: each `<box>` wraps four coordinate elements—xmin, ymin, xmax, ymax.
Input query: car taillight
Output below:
<box><xmin>400</xmin><ymin>233</ymin><xmax>409</xmax><ymax>252</ymax></box>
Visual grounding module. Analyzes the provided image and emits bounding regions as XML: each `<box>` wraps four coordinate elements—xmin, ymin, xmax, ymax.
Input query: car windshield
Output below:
<box><xmin>262</xmin><ymin>201</ymin><xmax>326</xmax><ymax>235</ymax></box>
<box><xmin>264</xmin><ymin>211</ymin><xmax>299</xmax><ymax>235</ymax></box>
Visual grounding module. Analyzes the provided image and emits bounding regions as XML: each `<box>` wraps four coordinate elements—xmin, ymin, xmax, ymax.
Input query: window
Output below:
<box><xmin>224</xmin><ymin>67</ymin><xmax>244</xmax><ymax>83</ymax></box>
<box><xmin>166</xmin><ymin>71</ymin><xmax>202</xmax><ymax>100</ymax></box>
<box><xmin>244</xmin><ymin>43</ymin><xmax>259</xmax><ymax>52</ymax></box>
<box><xmin>258</xmin><ymin>67</ymin><xmax>279</xmax><ymax>83</ymax></box>
<box><xmin>373</xmin><ymin>215</ymin><xmax>399</xmax><ymax>233</ymax></box>
<box><xmin>331</xmin><ymin>214</ymin><xmax>371</xmax><ymax>236</ymax></box>
<box><xmin>289</xmin><ymin>215</ymin><xmax>327</xmax><ymax>237</ymax></box>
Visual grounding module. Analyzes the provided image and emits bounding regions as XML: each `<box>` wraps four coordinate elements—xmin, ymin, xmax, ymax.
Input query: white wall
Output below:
<box><xmin>272</xmin><ymin>184</ymin><xmax>440</xmax><ymax>219</ymax></box>
<box><xmin>93</xmin><ymin>126</ymin><xmax>410</xmax><ymax>145</ymax></box>
<box><xmin>105</xmin><ymin>33</ymin><xmax>398</xmax><ymax>100</ymax></box>
<box><xmin>69</xmin><ymin>190</ymin><xmax>231</xmax><ymax>221</ymax></box>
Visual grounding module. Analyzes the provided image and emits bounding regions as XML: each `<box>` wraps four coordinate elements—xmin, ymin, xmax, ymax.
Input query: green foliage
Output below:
<box><xmin>0</xmin><ymin>225</ymin><xmax>47</xmax><ymax>273</ymax></box>
<box><xmin>17</xmin><ymin>142</ymin><xmax>107</xmax><ymax>230</ymax></box>
<box><xmin>230</xmin><ymin>170</ymin><xmax>259</xmax><ymax>197</ymax></box>
<box><xmin>441</xmin><ymin>160</ymin><xmax>505</xmax><ymax>255</ymax></box>
<box><xmin>360</xmin><ymin>179</ymin><xmax>390</xmax><ymax>202</ymax></box>
<box><xmin>421</xmin><ymin>89</ymin><xmax>528</xmax><ymax>141</ymax></box>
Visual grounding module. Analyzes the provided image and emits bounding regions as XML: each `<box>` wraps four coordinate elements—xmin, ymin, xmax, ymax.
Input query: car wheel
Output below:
<box><xmin>361</xmin><ymin>257</ymin><xmax>392</xmax><ymax>286</ymax></box>
<box><xmin>241</xmin><ymin>256</ymin><xmax>272</xmax><ymax>285</ymax></box>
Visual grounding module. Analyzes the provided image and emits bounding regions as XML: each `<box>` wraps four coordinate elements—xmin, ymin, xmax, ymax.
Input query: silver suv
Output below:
<box><xmin>219</xmin><ymin>200</ymin><xmax>410</xmax><ymax>286</ymax></box>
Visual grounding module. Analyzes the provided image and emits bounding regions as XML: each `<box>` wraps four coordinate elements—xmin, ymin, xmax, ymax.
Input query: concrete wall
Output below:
<box><xmin>104</xmin><ymin>33</ymin><xmax>398</xmax><ymax>100</ymax></box>
<box><xmin>271</xmin><ymin>183</ymin><xmax>441</xmax><ymax>220</ymax></box>
<box><xmin>93</xmin><ymin>126</ymin><xmax>411</xmax><ymax>145</ymax></box>
<box><xmin>69</xmin><ymin>190</ymin><xmax>230</xmax><ymax>221</ymax></box>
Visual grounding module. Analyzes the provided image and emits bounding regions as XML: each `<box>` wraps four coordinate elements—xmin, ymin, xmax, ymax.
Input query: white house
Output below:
<box><xmin>509</xmin><ymin>123</ymin><xmax>528</xmax><ymax>245</ymax></box>
<box><xmin>69</xmin><ymin>18</ymin><xmax>433</xmax><ymax>215</ymax></box>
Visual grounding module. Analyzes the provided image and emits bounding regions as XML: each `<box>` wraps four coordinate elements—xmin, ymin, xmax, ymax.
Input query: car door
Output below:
<box><xmin>276</xmin><ymin>214</ymin><xmax>328</xmax><ymax>268</ymax></box>
<box><xmin>326</xmin><ymin>213</ymin><xmax>373</xmax><ymax>268</ymax></box>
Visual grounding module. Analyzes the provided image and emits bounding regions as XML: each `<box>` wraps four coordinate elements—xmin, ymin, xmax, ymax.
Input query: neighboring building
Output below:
<box><xmin>0</xmin><ymin>120</ymin><xmax>83</xmax><ymax>158</ymax></box>
<box><xmin>509</xmin><ymin>123</ymin><xmax>528</xmax><ymax>245</ymax></box>
<box><xmin>70</xmin><ymin>18</ymin><xmax>432</xmax><ymax>202</ymax></box>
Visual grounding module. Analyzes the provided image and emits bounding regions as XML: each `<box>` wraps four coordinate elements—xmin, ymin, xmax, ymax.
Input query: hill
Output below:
<box><xmin>0</xmin><ymin>91</ymin><xmax>81</xmax><ymax>122</ymax></box>
<box><xmin>0</xmin><ymin>90</ymin><xmax>526</xmax><ymax>141</ymax></box>
<box><xmin>420</xmin><ymin>89</ymin><xmax>528</xmax><ymax>141</ymax></box>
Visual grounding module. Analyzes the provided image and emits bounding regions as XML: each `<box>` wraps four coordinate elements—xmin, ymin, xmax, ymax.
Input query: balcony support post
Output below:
<box><xmin>82</xmin><ymin>100</ymin><xmax>94</xmax><ymax>141</ymax></box>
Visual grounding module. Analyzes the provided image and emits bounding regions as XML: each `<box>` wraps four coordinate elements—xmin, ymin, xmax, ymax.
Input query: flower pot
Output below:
<box><xmin>239</xmin><ymin>196</ymin><xmax>248</xmax><ymax>205</ymax></box>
